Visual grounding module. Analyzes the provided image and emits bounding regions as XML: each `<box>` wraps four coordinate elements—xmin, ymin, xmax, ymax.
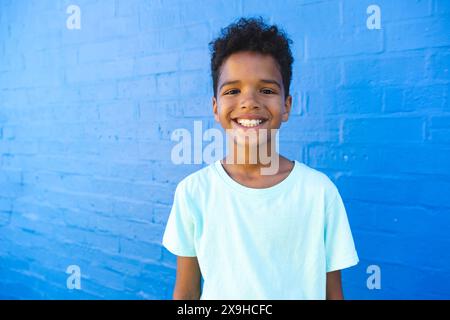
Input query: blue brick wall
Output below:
<box><xmin>0</xmin><ymin>0</ymin><xmax>449</xmax><ymax>299</ymax></box>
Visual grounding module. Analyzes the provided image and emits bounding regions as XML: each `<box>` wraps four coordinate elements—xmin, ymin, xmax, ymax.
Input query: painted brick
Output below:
<box><xmin>343</xmin><ymin>54</ymin><xmax>427</xmax><ymax>87</ymax></box>
<box><xmin>342</xmin><ymin>117</ymin><xmax>424</xmax><ymax>143</ymax></box>
<box><xmin>386</xmin><ymin>17</ymin><xmax>450</xmax><ymax>52</ymax></box>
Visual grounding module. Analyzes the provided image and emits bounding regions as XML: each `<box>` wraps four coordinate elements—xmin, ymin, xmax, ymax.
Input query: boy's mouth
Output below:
<box><xmin>231</xmin><ymin>117</ymin><xmax>269</xmax><ymax>129</ymax></box>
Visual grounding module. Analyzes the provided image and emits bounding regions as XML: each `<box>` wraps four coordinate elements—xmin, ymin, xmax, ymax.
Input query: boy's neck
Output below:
<box><xmin>221</xmin><ymin>149</ymin><xmax>291</xmax><ymax>177</ymax></box>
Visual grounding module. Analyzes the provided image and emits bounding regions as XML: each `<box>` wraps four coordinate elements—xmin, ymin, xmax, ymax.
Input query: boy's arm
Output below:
<box><xmin>326</xmin><ymin>270</ymin><xmax>344</xmax><ymax>300</ymax></box>
<box><xmin>173</xmin><ymin>256</ymin><xmax>202</xmax><ymax>300</ymax></box>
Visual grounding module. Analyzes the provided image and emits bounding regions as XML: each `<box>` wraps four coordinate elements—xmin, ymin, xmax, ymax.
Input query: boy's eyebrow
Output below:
<box><xmin>219</xmin><ymin>80</ymin><xmax>240</xmax><ymax>91</ymax></box>
<box><xmin>260</xmin><ymin>79</ymin><xmax>281</xmax><ymax>89</ymax></box>
<box><xmin>219</xmin><ymin>79</ymin><xmax>281</xmax><ymax>90</ymax></box>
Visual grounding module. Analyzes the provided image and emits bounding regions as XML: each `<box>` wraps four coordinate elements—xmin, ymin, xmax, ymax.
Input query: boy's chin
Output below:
<box><xmin>233</xmin><ymin>137</ymin><xmax>271</xmax><ymax>148</ymax></box>
<box><xmin>224</xmin><ymin>127</ymin><xmax>278</xmax><ymax>152</ymax></box>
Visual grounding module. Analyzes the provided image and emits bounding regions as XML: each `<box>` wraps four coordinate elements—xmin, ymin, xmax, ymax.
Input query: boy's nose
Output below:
<box><xmin>239</xmin><ymin>92</ymin><xmax>261</xmax><ymax>110</ymax></box>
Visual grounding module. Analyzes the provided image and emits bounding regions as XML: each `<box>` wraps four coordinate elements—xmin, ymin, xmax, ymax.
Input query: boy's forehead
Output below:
<box><xmin>219</xmin><ymin>51</ymin><xmax>282</xmax><ymax>84</ymax></box>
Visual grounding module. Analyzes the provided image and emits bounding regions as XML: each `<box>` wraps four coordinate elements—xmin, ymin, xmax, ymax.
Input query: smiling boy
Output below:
<box><xmin>162</xmin><ymin>17</ymin><xmax>359</xmax><ymax>300</ymax></box>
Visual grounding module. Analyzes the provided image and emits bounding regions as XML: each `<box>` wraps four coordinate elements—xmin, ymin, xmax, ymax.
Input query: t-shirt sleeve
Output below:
<box><xmin>162</xmin><ymin>181</ymin><xmax>197</xmax><ymax>257</ymax></box>
<box><xmin>324</xmin><ymin>186</ymin><xmax>359</xmax><ymax>272</ymax></box>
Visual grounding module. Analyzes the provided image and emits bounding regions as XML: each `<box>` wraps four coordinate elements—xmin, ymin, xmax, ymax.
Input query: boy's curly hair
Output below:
<box><xmin>209</xmin><ymin>17</ymin><xmax>294</xmax><ymax>98</ymax></box>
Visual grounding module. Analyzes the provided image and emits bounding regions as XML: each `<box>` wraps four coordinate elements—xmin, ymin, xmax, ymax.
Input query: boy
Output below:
<box><xmin>162</xmin><ymin>17</ymin><xmax>359</xmax><ymax>300</ymax></box>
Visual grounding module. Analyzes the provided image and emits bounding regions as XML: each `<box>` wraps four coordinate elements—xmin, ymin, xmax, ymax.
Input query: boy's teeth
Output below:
<box><xmin>236</xmin><ymin>119</ymin><xmax>264</xmax><ymax>127</ymax></box>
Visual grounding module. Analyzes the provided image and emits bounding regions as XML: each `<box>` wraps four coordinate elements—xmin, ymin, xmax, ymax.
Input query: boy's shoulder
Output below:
<box><xmin>296</xmin><ymin>161</ymin><xmax>337</xmax><ymax>189</ymax></box>
<box><xmin>175</xmin><ymin>161</ymin><xmax>217</xmax><ymax>194</ymax></box>
<box><xmin>296</xmin><ymin>162</ymin><xmax>341</xmax><ymax>204</ymax></box>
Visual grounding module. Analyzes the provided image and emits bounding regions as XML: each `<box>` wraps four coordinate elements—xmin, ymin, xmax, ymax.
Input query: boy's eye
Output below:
<box><xmin>224</xmin><ymin>89</ymin><xmax>240</xmax><ymax>95</ymax></box>
<box><xmin>261</xmin><ymin>88</ymin><xmax>275</xmax><ymax>94</ymax></box>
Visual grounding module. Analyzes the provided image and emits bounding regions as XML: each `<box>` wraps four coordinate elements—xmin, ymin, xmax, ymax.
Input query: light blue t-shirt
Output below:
<box><xmin>162</xmin><ymin>160</ymin><xmax>359</xmax><ymax>299</ymax></box>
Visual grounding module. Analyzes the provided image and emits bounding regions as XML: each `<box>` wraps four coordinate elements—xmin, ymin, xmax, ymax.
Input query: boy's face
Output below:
<box><xmin>212</xmin><ymin>51</ymin><xmax>292</xmax><ymax>147</ymax></box>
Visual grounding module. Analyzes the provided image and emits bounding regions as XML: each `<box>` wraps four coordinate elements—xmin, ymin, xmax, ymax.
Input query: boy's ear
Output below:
<box><xmin>282</xmin><ymin>95</ymin><xmax>293</xmax><ymax>122</ymax></box>
<box><xmin>212</xmin><ymin>96</ymin><xmax>220</xmax><ymax>122</ymax></box>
